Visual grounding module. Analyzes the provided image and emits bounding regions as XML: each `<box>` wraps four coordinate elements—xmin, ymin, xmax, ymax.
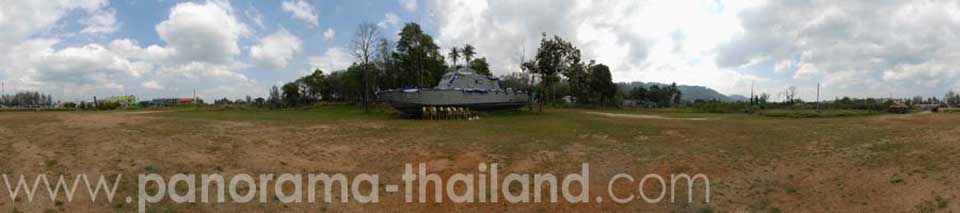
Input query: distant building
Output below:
<box><xmin>889</xmin><ymin>102</ymin><xmax>911</xmax><ymax>114</ymax></box>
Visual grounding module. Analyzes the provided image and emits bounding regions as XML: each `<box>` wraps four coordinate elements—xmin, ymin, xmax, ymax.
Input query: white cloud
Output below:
<box><xmin>308</xmin><ymin>47</ymin><xmax>353</xmax><ymax>72</ymax></box>
<box><xmin>250</xmin><ymin>28</ymin><xmax>303</xmax><ymax>69</ymax></box>
<box><xmin>717</xmin><ymin>0</ymin><xmax>960</xmax><ymax>98</ymax></box>
<box><xmin>82</xmin><ymin>9</ymin><xmax>119</xmax><ymax>34</ymax></box>
<box><xmin>0</xmin><ymin>0</ymin><xmax>107</xmax><ymax>48</ymax></box>
<box><xmin>323</xmin><ymin>28</ymin><xmax>336</xmax><ymax>41</ymax></box>
<box><xmin>400</xmin><ymin>0</ymin><xmax>417</xmax><ymax>12</ymax></box>
<box><xmin>281</xmin><ymin>0</ymin><xmax>319</xmax><ymax>27</ymax></box>
<box><xmin>773</xmin><ymin>60</ymin><xmax>794</xmax><ymax>74</ymax></box>
<box><xmin>378</xmin><ymin>13</ymin><xmax>400</xmax><ymax>28</ymax></box>
<box><xmin>0</xmin><ymin>0</ymin><xmax>121</xmax><ymax>96</ymax></box>
<box><xmin>245</xmin><ymin>7</ymin><xmax>265</xmax><ymax>29</ymax></box>
<box><xmin>142</xmin><ymin>80</ymin><xmax>164</xmax><ymax>90</ymax></box>
<box><xmin>0</xmin><ymin>0</ymin><xmax>262</xmax><ymax>100</ymax></box>
<box><xmin>145</xmin><ymin>0</ymin><xmax>259</xmax><ymax>98</ymax></box>
<box><xmin>147</xmin><ymin>62</ymin><xmax>259</xmax><ymax>99</ymax></box>
<box><xmin>155</xmin><ymin>1</ymin><xmax>250</xmax><ymax>64</ymax></box>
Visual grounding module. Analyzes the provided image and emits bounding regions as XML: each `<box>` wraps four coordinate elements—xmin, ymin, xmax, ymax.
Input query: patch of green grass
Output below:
<box><xmin>112</xmin><ymin>200</ymin><xmax>126</xmax><ymax>209</ymax></box>
<box><xmin>889</xmin><ymin>173</ymin><xmax>905</xmax><ymax>184</ymax></box>
<box><xmin>698</xmin><ymin>205</ymin><xmax>714</xmax><ymax>213</ymax></box>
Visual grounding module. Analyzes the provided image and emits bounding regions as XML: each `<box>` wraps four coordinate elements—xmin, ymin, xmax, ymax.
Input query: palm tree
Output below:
<box><xmin>462</xmin><ymin>44</ymin><xmax>476</xmax><ymax>64</ymax></box>
<box><xmin>448</xmin><ymin>47</ymin><xmax>460</xmax><ymax>67</ymax></box>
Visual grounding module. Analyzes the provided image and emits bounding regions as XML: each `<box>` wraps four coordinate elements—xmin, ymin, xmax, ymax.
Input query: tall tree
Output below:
<box><xmin>268</xmin><ymin>85</ymin><xmax>282</xmax><ymax>109</ymax></box>
<box><xmin>522</xmin><ymin>34</ymin><xmax>581</xmax><ymax>112</ymax></box>
<box><xmin>589</xmin><ymin>63</ymin><xmax>616</xmax><ymax>109</ymax></box>
<box><xmin>282</xmin><ymin>82</ymin><xmax>302</xmax><ymax>107</ymax></box>
<box><xmin>462</xmin><ymin>44</ymin><xmax>476</xmax><ymax>64</ymax></box>
<box><xmin>375</xmin><ymin>38</ymin><xmax>397</xmax><ymax>89</ymax></box>
<box><xmin>448</xmin><ymin>47</ymin><xmax>460</xmax><ymax>67</ymax></box>
<box><xmin>395</xmin><ymin>22</ymin><xmax>445</xmax><ymax>88</ymax></box>
<box><xmin>352</xmin><ymin>23</ymin><xmax>380</xmax><ymax>113</ymax></box>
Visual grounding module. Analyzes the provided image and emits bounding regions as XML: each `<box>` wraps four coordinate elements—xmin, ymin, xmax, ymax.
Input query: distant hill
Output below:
<box><xmin>617</xmin><ymin>82</ymin><xmax>743</xmax><ymax>102</ymax></box>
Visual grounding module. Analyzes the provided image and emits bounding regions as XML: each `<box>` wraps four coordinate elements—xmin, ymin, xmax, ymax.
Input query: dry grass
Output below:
<box><xmin>0</xmin><ymin>107</ymin><xmax>958</xmax><ymax>212</ymax></box>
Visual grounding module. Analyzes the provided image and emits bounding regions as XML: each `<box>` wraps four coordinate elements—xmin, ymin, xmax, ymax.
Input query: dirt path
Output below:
<box><xmin>583</xmin><ymin>111</ymin><xmax>711</xmax><ymax>120</ymax></box>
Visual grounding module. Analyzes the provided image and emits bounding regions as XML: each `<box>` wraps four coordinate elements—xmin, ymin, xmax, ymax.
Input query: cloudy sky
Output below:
<box><xmin>2</xmin><ymin>0</ymin><xmax>959</xmax><ymax>101</ymax></box>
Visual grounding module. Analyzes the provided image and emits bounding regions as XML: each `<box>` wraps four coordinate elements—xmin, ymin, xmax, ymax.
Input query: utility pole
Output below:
<box><xmin>750</xmin><ymin>80</ymin><xmax>755</xmax><ymax>105</ymax></box>
<box><xmin>816</xmin><ymin>83</ymin><xmax>821</xmax><ymax>113</ymax></box>
<box><xmin>193</xmin><ymin>88</ymin><xmax>197</xmax><ymax>104</ymax></box>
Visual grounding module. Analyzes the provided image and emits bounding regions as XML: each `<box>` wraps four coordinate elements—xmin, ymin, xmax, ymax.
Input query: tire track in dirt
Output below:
<box><xmin>583</xmin><ymin>111</ymin><xmax>712</xmax><ymax>121</ymax></box>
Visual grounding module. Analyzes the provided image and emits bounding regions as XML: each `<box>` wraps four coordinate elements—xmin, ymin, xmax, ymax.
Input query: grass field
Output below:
<box><xmin>0</xmin><ymin>107</ymin><xmax>958</xmax><ymax>212</ymax></box>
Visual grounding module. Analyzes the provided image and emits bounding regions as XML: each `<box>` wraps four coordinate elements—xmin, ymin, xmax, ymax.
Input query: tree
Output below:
<box><xmin>448</xmin><ymin>47</ymin><xmax>460</xmax><ymax>67</ymax></box>
<box><xmin>282</xmin><ymin>81</ymin><xmax>302</xmax><ymax>107</ymax></box>
<box><xmin>322</xmin><ymin>72</ymin><xmax>343</xmax><ymax>101</ymax></box>
<box><xmin>499</xmin><ymin>72</ymin><xmax>532</xmax><ymax>91</ymax></box>
<box><xmin>395</xmin><ymin>22</ymin><xmax>446</xmax><ymax>88</ymax></box>
<box><xmin>268</xmin><ymin>85</ymin><xmax>282</xmax><ymax>109</ymax></box>
<box><xmin>469</xmin><ymin>57</ymin><xmax>490</xmax><ymax>76</ymax></box>
<box><xmin>589</xmin><ymin>63</ymin><xmax>616</xmax><ymax>109</ymax></box>
<box><xmin>563</xmin><ymin>58</ymin><xmax>590</xmax><ymax>105</ymax></box>
<box><xmin>784</xmin><ymin>86</ymin><xmax>798</xmax><ymax>104</ymax></box>
<box><xmin>375</xmin><ymin>38</ymin><xmax>397</xmax><ymax>90</ymax></box>
<box><xmin>0</xmin><ymin>91</ymin><xmax>55</xmax><ymax>108</ymax></box>
<box><xmin>945</xmin><ymin>91</ymin><xmax>960</xmax><ymax>106</ymax></box>
<box><xmin>462</xmin><ymin>44</ymin><xmax>476</xmax><ymax>64</ymax></box>
<box><xmin>352</xmin><ymin>23</ymin><xmax>380</xmax><ymax>113</ymax></box>
<box><xmin>298</xmin><ymin>69</ymin><xmax>326</xmax><ymax>102</ymax></box>
<box><xmin>522</xmin><ymin>34</ymin><xmax>581</xmax><ymax>112</ymax></box>
<box><xmin>340</xmin><ymin>63</ymin><xmax>371</xmax><ymax>103</ymax></box>
<box><xmin>670</xmin><ymin>83</ymin><xmax>682</xmax><ymax>106</ymax></box>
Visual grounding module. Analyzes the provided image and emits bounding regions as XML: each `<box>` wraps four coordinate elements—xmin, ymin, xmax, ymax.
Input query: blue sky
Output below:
<box><xmin>2</xmin><ymin>0</ymin><xmax>960</xmax><ymax>102</ymax></box>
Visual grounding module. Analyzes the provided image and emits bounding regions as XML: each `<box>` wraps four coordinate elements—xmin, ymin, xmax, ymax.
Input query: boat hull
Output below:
<box><xmin>378</xmin><ymin>89</ymin><xmax>529</xmax><ymax>115</ymax></box>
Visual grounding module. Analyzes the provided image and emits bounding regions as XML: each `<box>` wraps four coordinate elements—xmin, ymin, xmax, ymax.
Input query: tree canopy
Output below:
<box><xmin>395</xmin><ymin>22</ymin><xmax>446</xmax><ymax>88</ymax></box>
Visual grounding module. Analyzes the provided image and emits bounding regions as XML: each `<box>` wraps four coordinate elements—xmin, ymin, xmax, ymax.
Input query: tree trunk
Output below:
<box><xmin>362</xmin><ymin>65</ymin><xmax>369</xmax><ymax>113</ymax></box>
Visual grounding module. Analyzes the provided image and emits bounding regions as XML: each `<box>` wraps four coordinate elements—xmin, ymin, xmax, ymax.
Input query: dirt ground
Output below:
<box><xmin>0</xmin><ymin>109</ymin><xmax>958</xmax><ymax>212</ymax></box>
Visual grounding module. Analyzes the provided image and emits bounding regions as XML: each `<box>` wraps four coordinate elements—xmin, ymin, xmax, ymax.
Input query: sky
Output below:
<box><xmin>1</xmin><ymin>0</ymin><xmax>959</xmax><ymax>102</ymax></box>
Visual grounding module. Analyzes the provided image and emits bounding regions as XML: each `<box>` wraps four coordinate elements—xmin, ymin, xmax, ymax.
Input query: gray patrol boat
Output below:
<box><xmin>377</xmin><ymin>68</ymin><xmax>529</xmax><ymax>115</ymax></box>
